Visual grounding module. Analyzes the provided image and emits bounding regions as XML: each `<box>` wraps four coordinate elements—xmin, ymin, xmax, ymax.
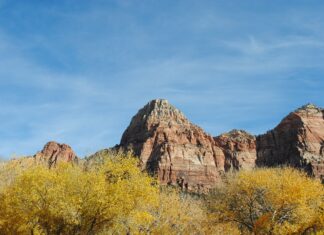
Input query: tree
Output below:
<box><xmin>0</xmin><ymin>155</ymin><xmax>159</xmax><ymax>235</ymax></box>
<box><xmin>148</xmin><ymin>188</ymin><xmax>206</xmax><ymax>234</ymax></box>
<box><xmin>207</xmin><ymin>168</ymin><xmax>324</xmax><ymax>234</ymax></box>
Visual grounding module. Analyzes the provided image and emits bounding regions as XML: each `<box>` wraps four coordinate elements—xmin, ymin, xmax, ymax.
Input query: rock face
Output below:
<box><xmin>87</xmin><ymin>100</ymin><xmax>323</xmax><ymax>189</ymax></box>
<box><xmin>34</xmin><ymin>141</ymin><xmax>78</xmax><ymax>168</ymax></box>
<box><xmin>214</xmin><ymin>130</ymin><xmax>257</xmax><ymax>171</ymax></box>
<box><xmin>119</xmin><ymin>100</ymin><xmax>324</xmax><ymax>189</ymax></box>
<box><xmin>120</xmin><ymin>99</ymin><xmax>225</xmax><ymax>191</ymax></box>
<box><xmin>257</xmin><ymin>104</ymin><xmax>324</xmax><ymax>181</ymax></box>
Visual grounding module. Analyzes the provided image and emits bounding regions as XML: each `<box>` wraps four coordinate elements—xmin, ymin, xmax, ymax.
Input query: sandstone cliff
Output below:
<box><xmin>256</xmin><ymin>104</ymin><xmax>324</xmax><ymax>181</ymax></box>
<box><xmin>34</xmin><ymin>141</ymin><xmax>78</xmax><ymax>168</ymax></box>
<box><xmin>118</xmin><ymin>100</ymin><xmax>324</xmax><ymax>188</ymax></box>
<box><xmin>85</xmin><ymin>100</ymin><xmax>324</xmax><ymax>189</ymax></box>
<box><xmin>214</xmin><ymin>129</ymin><xmax>257</xmax><ymax>171</ymax></box>
<box><xmin>120</xmin><ymin>99</ymin><xmax>225</xmax><ymax>191</ymax></box>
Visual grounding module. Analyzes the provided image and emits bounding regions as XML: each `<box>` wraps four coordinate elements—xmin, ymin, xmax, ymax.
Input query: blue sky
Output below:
<box><xmin>0</xmin><ymin>0</ymin><xmax>324</xmax><ymax>159</ymax></box>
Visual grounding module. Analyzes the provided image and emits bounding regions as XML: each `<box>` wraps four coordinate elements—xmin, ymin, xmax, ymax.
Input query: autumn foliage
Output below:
<box><xmin>0</xmin><ymin>155</ymin><xmax>158</xmax><ymax>234</ymax></box>
<box><xmin>0</xmin><ymin>154</ymin><xmax>323</xmax><ymax>234</ymax></box>
<box><xmin>207</xmin><ymin>168</ymin><xmax>324</xmax><ymax>234</ymax></box>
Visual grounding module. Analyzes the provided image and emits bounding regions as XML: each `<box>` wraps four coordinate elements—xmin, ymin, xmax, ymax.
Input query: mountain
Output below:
<box><xmin>34</xmin><ymin>141</ymin><xmax>79</xmax><ymax>168</ymax></box>
<box><xmin>87</xmin><ymin>100</ymin><xmax>324</xmax><ymax>189</ymax></box>
<box><xmin>7</xmin><ymin>100</ymin><xmax>323</xmax><ymax>189</ymax></box>
<box><xmin>214</xmin><ymin>129</ymin><xmax>257</xmax><ymax>171</ymax></box>
<box><xmin>119</xmin><ymin>99</ymin><xmax>225</xmax><ymax>191</ymax></box>
<box><xmin>5</xmin><ymin>141</ymin><xmax>79</xmax><ymax>169</ymax></box>
<box><xmin>257</xmin><ymin>103</ymin><xmax>324</xmax><ymax>180</ymax></box>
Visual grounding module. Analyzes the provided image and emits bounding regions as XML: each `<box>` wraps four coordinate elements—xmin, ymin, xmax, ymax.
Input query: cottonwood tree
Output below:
<box><xmin>207</xmin><ymin>168</ymin><xmax>324</xmax><ymax>234</ymax></box>
<box><xmin>0</xmin><ymin>155</ymin><xmax>158</xmax><ymax>235</ymax></box>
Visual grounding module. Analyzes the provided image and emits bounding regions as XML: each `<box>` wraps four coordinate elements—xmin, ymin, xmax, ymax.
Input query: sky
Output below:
<box><xmin>0</xmin><ymin>0</ymin><xmax>324</xmax><ymax>159</ymax></box>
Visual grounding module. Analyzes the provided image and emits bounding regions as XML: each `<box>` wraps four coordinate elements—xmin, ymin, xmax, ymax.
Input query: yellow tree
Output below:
<box><xmin>147</xmin><ymin>188</ymin><xmax>206</xmax><ymax>234</ymax></box>
<box><xmin>0</xmin><ymin>155</ymin><xmax>159</xmax><ymax>235</ymax></box>
<box><xmin>207</xmin><ymin>168</ymin><xmax>324</xmax><ymax>234</ymax></box>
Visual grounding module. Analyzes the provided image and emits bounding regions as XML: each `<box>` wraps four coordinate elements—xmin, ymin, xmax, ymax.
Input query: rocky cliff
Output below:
<box><xmin>34</xmin><ymin>141</ymin><xmax>78</xmax><ymax>168</ymax></box>
<box><xmin>119</xmin><ymin>100</ymin><xmax>324</xmax><ymax>188</ymax></box>
<box><xmin>2</xmin><ymin>99</ymin><xmax>321</xmax><ymax>190</ymax></box>
<box><xmin>257</xmin><ymin>104</ymin><xmax>324</xmax><ymax>181</ymax></box>
<box><xmin>120</xmin><ymin>99</ymin><xmax>225</xmax><ymax>191</ymax></box>
<box><xmin>82</xmin><ymin>100</ymin><xmax>324</xmax><ymax>189</ymax></box>
<box><xmin>214</xmin><ymin>129</ymin><xmax>257</xmax><ymax>171</ymax></box>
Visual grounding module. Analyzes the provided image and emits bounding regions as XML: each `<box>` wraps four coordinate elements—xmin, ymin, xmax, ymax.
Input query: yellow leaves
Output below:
<box><xmin>147</xmin><ymin>188</ymin><xmax>207</xmax><ymax>234</ymax></box>
<box><xmin>0</xmin><ymin>154</ymin><xmax>160</xmax><ymax>234</ymax></box>
<box><xmin>2</xmin><ymin>153</ymin><xmax>323</xmax><ymax>234</ymax></box>
<box><xmin>208</xmin><ymin>167</ymin><xmax>324</xmax><ymax>234</ymax></box>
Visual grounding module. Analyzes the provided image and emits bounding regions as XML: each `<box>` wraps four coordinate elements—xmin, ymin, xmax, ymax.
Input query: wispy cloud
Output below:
<box><xmin>0</xmin><ymin>0</ymin><xmax>323</xmax><ymax>158</ymax></box>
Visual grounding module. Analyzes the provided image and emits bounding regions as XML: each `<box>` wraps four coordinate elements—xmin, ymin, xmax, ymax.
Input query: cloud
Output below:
<box><xmin>0</xmin><ymin>1</ymin><xmax>323</xmax><ymax>158</ymax></box>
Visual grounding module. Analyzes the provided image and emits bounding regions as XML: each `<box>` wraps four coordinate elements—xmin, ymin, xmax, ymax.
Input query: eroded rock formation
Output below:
<box><xmin>120</xmin><ymin>99</ymin><xmax>225</xmax><ymax>191</ymax></box>
<box><xmin>214</xmin><ymin>129</ymin><xmax>257</xmax><ymax>171</ymax></box>
<box><xmin>119</xmin><ymin>100</ymin><xmax>324</xmax><ymax>188</ymax></box>
<box><xmin>34</xmin><ymin>141</ymin><xmax>78</xmax><ymax>168</ymax></box>
<box><xmin>257</xmin><ymin>104</ymin><xmax>324</xmax><ymax>181</ymax></box>
<box><xmin>84</xmin><ymin>100</ymin><xmax>324</xmax><ymax>188</ymax></box>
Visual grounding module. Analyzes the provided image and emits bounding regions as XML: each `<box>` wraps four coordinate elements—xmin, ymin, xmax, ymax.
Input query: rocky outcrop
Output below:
<box><xmin>118</xmin><ymin>100</ymin><xmax>324</xmax><ymax>189</ymax></box>
<box><xmin>120</xmin><ymin>99</ymin><xmax>225</xmax><ymax>191</ymax></box>
<box><xmin>85</xmin><ymin>100</ymin><xmax>323</xmax><ymax>189</ymax></box>
<box><xmin>257</xmin><ymin>104</ymin><xmax>324</xmax><ymax>181</ymax></box>
<box><xmin>214</xmin><ymin>130</ymin><xmax>257</xmax><ymax>171</ymax></box>
<box><xmin>34</xmin><ymin>141</ymin><xmax>78</xmax><ymax>168</ymax></box>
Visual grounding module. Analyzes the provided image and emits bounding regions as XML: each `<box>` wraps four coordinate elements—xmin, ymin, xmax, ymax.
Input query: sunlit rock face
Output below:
<box><xmin>120</xmin><ymin>100</ymin><xmax>324</xmax><ymax>189</ymax></box>
<box><xmin>214</xmin><ymin>129</ymin><xmax>257</xmax><ymax>171</ymax></box>
<box><xmin>257</xmin><ymin>104</ymin><xmax>324</xmax><ymax>181</ymax></box>
<box><xmin>34</xmin><ymin>141</ymin><xmax>78</xmax><ymax>168</ymax></box>
<box><xmin>120</xmin><ymin>99</ymin><xmax>225</xmax><ymax>191</ymax></box>
<box><xmin>85</xmin><ymin>101</ymin><xmax>323</xmax><ymax>190</ymax></box>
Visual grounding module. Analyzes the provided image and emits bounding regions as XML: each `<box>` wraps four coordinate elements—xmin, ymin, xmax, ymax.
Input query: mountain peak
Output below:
<box><xmin>226</xmin><ymin>129</ymin><xmax>255</xmax><ymax>138</ymax></box>
<box><xmin>145</xmin><ymin>98</ymin><xmax>179</xmax><ymax>113</ymax></box>
<box><xmin>295</xmin><ymin>103</ymin><xmax>322</xmax><ymax>113</ymax></box>
<box><xmin>34</xmin><ymin>141</ymin><xmax>78</xmax><ymax>168</ymax></box>
<box><xmin>119</xmin><ymin>99</ymin><xmax>224</xmax><ymax>191</ymax></box>
<box><xmin>130</xmin><ymin>99</ymin><xmax>188</xmax><ymax>126</ymax></box>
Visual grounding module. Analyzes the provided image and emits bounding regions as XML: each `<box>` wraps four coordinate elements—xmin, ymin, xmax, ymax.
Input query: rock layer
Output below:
<box><xmin>257</xmin><ymin>104</ymin><xmax>324</xmax><ymax>181</ymax></box>
<box><xmin>214</xmin><ymin>130</ymin><xmax>257</xmax><ymax>171</ymax></box>
<box><xmin>120</xmin><ymin>99</ymin><xmax>225</xmax><ymax>191</ymax></box>
<box><xmin>34</xmin><ymin>141</ymin><xmax>78</xmax><ymax>168</ymax></box>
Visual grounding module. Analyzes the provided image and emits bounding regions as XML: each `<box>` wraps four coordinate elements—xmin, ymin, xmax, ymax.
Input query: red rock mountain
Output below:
<box><xmin>120</xmin><ymin>100</ymin><xmax>324</xmax><ymax>188</ymax></box>
<box><xmin>214</xmin><ymin>129</ymin><xmax>257</xmax><ymax>171</ymax></box>
<box><xmin>120</xmin><ymin>99</ymin><xmax>225</xmax><ymax>191</ymax></box>
<box><xmin>257</xmin><ymin>104</ymin><xmax>324</xmax><ymax>181</ymax></box>
<box><xmin>10</xmin><ymin>100</ymin><xmax>321</xmax><ymax>190</ymax></box>
<box><xmin>34</xmin><ymin>141</ymin><xmax>78</xmax><ymax>168</ymax></box>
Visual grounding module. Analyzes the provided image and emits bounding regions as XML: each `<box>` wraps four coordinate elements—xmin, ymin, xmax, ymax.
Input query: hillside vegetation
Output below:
<box><xmin>0</xmin><ymin>153</ymin><xmax>323</xmax><ymax>235</ymax></box>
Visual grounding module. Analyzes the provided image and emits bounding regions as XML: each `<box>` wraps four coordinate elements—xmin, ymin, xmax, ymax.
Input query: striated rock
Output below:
<box><xmin>86</xmin><ymin>101</ymin><xmax>323</xmax><ymax>189</ymax></box>
<box><xmin>214</xmin><ymin>129</ymin><xmax>257</xmax><ymax>171</ymax></box>
<box><xmin>257</xmin><ymin>104</ymin><xmax>324</xmax><ymax>181</ymax></box>
<box><xmin>120</xmin><ymin>99</ymin><xmax>225</xmax><ymax>191</ymax></box>
<box><xmin>34</xmin><ymin>141</ymin><xmax>78</xmax><ymax>168</ymax></box>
